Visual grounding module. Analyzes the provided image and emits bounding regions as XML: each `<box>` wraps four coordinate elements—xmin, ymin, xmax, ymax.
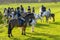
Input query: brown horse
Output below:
<box><xmin>8</xmin><ymin>13</ymin><xmax>35</xmax><ymax>37</ymax></box>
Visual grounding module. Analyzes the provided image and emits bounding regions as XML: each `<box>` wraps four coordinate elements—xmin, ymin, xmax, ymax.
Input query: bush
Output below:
<box><xmin>0</xmin><ymin>12</ymin><xmax>4</xmax><ymax>24</ymax></box>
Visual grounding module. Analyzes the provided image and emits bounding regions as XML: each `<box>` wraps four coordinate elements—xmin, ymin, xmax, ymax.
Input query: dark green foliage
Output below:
<box><xmin>0</xmin><ymin>12</ymin><xmax>4</xmax><ymax>24</ymax></box>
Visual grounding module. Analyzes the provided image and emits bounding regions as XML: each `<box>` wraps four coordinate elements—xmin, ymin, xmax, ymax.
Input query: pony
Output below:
<box><xmin>30</xmin><ymin>13</ymin><xmax>43</xmax><ymax>32</ymax></box>
<box><xmin>33</xmin><ymin>13</ymin><xmax>43</xmax><ymax>23</ymax></box>
<box><xmin>8</xmin><ymin>13</ymin><xmax>35</xmax><ymax>37</ymax></box>
<box><xmin>42</xmin><ymin>10</ymin><xmax>55</xmax><ymax>23</ymax></box>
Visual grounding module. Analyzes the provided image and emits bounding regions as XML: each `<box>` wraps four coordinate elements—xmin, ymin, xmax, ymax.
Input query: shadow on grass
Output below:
<box><xmin>26</xmin><ymin>32</ymin><xmax>60</xmax><ymax>40</ymax></box>
<box><xmin>13</xmin><ymin>38</ymin><xmax>20</xmax><ymax>40</ymax></box>
<box><xmin>25</xmin><ymin>37</ymin><xmax>46</xmax><ymax>40</ymax></box>
<box><xmin>35</xmin><ymin>23</ymin><xmax>49</xmax><ymax>28</ymax></box>
<box><xmin>0</xmin><ymin>30</ymin><xmax>4</xmax><ymax>33</ymax></box>
<box><xmin>0</xmin><ymin>27</ymin><xmax>4</xmax><ymax>33</ymax></box>
<box><xmin>10</xmin><ymin>37</ymin><xmax>20</xmax><ymax>40</ymax></box>
<box><xmin>51</xmin><ymin>22</ymin><xmax>60</xmax><ymax>25</ymax></box>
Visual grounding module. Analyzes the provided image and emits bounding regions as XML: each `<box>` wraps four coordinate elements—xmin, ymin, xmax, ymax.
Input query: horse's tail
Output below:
<box><xmin>52</xmin><ymin>14</ymin><xmax>55</xmax><ymax>22</ymax></box>
<box><xmin>53</xmin><ymin>14</ymin><xmax>55</xmax><ymax>22</ymax></box>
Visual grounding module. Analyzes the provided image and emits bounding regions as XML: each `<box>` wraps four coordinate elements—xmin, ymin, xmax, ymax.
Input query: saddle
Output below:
<box><xmin>18</xmin><ymin>18</ymin><xmax>25</xmax><ymax>25</ymax></box>
<box><xmin>20</xmin><ymin>12</ymin><xmax>27</xmax><ymax>17</ymax></box>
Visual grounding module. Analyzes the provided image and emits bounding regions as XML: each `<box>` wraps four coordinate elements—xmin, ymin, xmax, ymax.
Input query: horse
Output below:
<box><xmin>33</xmin><ymin>13</ymin><xmax>44</xmax><ymax>23</ymax></box>
<box><xmin>8</xmin><ymin>13</ymin><xmax>35</xmax><ymax>37</ymax></box>
<box><xmin>30</xmin><ymin>13</ymin><xmax>43</xmax><ymax>32</ymax></box>
<box><xmin>42</xmin><ymin>10</ymin><xmax>55</xmax><ymax>23</ymax></box>
<box><xmin>3</xmin><ymin>8</ymin><xmax>12</xmax><ymax>24</ymax></box>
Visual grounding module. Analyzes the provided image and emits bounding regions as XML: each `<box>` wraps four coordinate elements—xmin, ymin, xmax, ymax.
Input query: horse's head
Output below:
<box><xmin>24</xmin><ymin>13</ymin><xmax>35</xmax><ymax>26</ymax></box>
<box><xmin>26</xmin><ymin>13</ymin><xmax>35</xmax><ymax>19</ymax></box>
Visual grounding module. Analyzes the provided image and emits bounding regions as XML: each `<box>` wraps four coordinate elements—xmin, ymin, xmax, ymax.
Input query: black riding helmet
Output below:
<box><xmin>28</xmin><ymin>6</ymin><xmax>31</xmax><ymax>13</ymax></box>
<box><xmin>20</xmin><ymin>5</ymin><xmax>24</xmax><ymax>13</ymax></box>
<box><xmin>17</xmin><ymin>7</ymin><xmax>20</xmax><ymax>10</ymax></box>
<box><xmin>32</xmin><ymin>7</ymin><xmax>35</xmax><ymax>13</ymax></box>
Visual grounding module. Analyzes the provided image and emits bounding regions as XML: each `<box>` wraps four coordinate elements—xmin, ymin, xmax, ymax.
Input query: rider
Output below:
<box><xmin>20</xmin><ymin>5</ymin><xmax>24</xmax><ymax>13</ymax></box>
<box><xmin>16</xmin><ymin>7</ymin><xmax>21</xmax><ymax>18</ymax></box>
<box><xmin>7</xmin><ymin>7</ymin><xmax>11</xmax><ymax>18</ymax></box>
<box><xmin>28</xmin><ymin>6</ymin><xmax>31</xmax><ymax>14</ymax></box>
<box><xmin>16</xmin><ymin>7</ymin><xmax>25</xmax><ymax>25</ymax></box>
<box><xmin>32</xmin><ymin>7</ymin><xmax>35</xmax><ymax>13</ymax></box>
<box><xmin>4</xmin><ymin>8</ymin><xmax>7</xmax><ymax>16</ymax></box>
<box><xmin>10</xmin><ymin>8</ymin><xmax>15</xmax><ymax>19</ymax></box>
<box><xmin>41</xmin><ymin>5</ymin><xmax>46</xmax><ymax>16</ymax></box>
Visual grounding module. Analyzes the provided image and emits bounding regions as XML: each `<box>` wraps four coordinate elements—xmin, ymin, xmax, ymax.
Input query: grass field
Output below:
<box><xmin>0</xmin><ymin>2</ymin><xmax>60</xmax><ymax>40</ymax></box>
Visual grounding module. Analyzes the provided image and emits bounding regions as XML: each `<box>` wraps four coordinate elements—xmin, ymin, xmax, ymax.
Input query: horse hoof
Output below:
<box><xmin>24</xmin><ymin>34</ymin><xmax>26</xmax><ymax>35</ymax></box>
<box><xmin>22</xmin><ymin>33</ymin><xmax>24</xmax><ymax>35</ymax></box>
<box><xmin>8</xmin><ymin>35</ymin><xmax>10</xmax><ymax>38</ymax></box>
<box><xmin>11</xmin><ymin>35</ymin><xmax>13</xmax><ymax>37</ymax></box>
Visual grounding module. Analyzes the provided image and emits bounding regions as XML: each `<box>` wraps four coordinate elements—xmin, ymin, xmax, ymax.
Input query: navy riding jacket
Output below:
<box><xmin>16</xmin><ymin>10</ymin><xmax>21</xmax><ymax>17</ymax></box>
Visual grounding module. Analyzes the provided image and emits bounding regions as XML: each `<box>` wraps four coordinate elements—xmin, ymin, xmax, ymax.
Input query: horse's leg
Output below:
<box><xmin>11</xmin><ymin>26</ymin><xmax>14</xmax><ymax>37</ymax></box>
<box><xmin>8</xmin><ymin>23</ymin><xmax>13</xmax><ymax>37</ymax></box>
<box><xmin>22</xmin><ymin>27</ymin><xmax>24</xmax><ymax>35</ymax></box>
<box><xmin>23</xmin><ymin>26</ymin><xmax>26</xmax><ymax>35</ymax></box>
<box><xmin>22</xmin><ymin>26</ymin><xmax>26</xmax><ymax>35</ymax></box>
<box><xmin>41</xmin><ymin>17</ymin><xmax>44</xmax><ymax>23</ymax></box>
<box><xmin>53</xmin><ymin>16</ymin><xmax>55</xmax><ymax>22</ymax></box>
<box><xmin>42</xmin><ymin>17</ymin><xmax>44</xmax><ymax>23</ymax></box>
<box><xmin>40</xmin><ymin>18</ymin><xmax>43</xmax><ymax>23</ymax></box>
<box><xmin>46</xmin><ymin>17</ymin><xmax>48</xmax><ymax>23</ymax></box>
<box><xmin>8</xmin><ymin>23</ymin><xmax>11</xmax><ymax>37</ymax></box>
<box><xmin>31</xmin><ymin>25</ymin><xmax>34</xmax><ymax>32</ymax></box>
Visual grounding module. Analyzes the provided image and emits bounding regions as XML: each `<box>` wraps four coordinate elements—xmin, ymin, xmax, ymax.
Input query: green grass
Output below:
<box><xmin>0</xmin><ymin>2</ymin><xmax>60</xmax><ymax>40</ymax></box>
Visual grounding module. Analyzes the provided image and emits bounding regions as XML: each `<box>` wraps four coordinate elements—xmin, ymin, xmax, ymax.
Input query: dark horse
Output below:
<box><xmin>45</xmin><ymin>13</ymin><xmax>55</xmax><ymax>23</ymax></box>
<box><xmin>8</xmin><ymin>13</ymin><xmax>35</xmax><ymax>37</ymax></box>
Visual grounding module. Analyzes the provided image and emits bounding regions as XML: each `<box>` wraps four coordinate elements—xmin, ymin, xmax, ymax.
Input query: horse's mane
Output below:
<box><xmin>25</xmin><ymin>13</ymin><xmax>34</xmax><ymax>17</ymax></box>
